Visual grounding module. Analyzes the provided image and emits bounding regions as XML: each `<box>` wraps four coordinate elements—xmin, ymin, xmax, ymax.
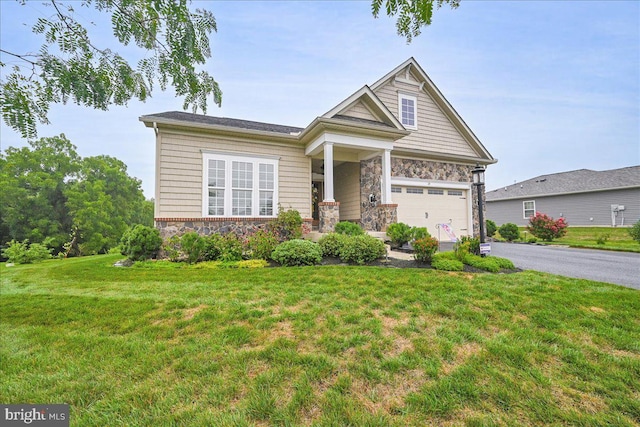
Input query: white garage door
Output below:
<box><xmin>393</xmin><ymin>186</ymin><xmax>470</xmax><ymax>239</ymax></box>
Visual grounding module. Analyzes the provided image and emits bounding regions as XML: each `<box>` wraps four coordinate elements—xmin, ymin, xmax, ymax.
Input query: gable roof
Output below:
<box><xmin>486</xmin><ymin>166</ymin><xmax>640</xmax><ymax>201</ymax></box>
<box><xmin>370</xmin><ymin>57</ymin><xmax>495</xmax><ymax>163</ymax></box>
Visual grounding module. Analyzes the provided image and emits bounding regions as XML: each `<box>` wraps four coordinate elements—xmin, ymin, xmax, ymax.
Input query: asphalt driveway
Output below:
<box><xmin>489</xmin><ymin>242</ymin><xmax>640</xmax><ymax>289</ymax></box>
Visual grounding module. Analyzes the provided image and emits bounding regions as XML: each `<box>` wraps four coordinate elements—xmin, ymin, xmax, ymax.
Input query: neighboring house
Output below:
<box><xmin>140</xmin><ymin>58</ymin><xmax>496</xmax><ymax>239</ymax></box>
<box><xmin>486</xmin><ymin>166</ymin><xmax>640</xmax><ymax>227</ymax></box>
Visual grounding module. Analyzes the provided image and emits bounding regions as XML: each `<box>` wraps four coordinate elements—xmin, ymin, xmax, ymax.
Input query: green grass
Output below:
<box><xmin>501</xmin><ymin>226</ymin><xmax>640</xmax><ymax>252</ymax></box>
<box><xmin>2</xmin><ymin>255</ymin><xmax>639</xmax><ymax>426</ymax></box>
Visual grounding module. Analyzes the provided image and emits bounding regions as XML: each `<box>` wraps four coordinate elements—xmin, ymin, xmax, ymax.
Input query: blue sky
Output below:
<box><xmin>1</xmin><ymin>0</ymin><xmax>638</xmax><ymax>198</ymax></box>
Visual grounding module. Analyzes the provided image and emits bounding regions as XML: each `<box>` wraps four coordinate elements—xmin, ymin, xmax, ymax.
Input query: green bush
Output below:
<box><xmin>318</xmin><ymin>232</ymin><xmax>348</xmax><ymax>258</ymax></box>
<box><xmin>498</xmin><ymin>223</ymin><xmax>520</xmax><ymax>242</ymax></box>
<box><xmin>386</xmin><ymin>222</ymin><xmax>413</xmax><ymax>247</ymax></box>
<box><xmin>457</xmin><ymin>236</ymin><xmax>480</xmax><ymax>256</ymax></box>
<box><xmin>340</xmin><ymin>235</ymin><xmax>386</xmax><ymax>265</ymax></box>
<box><xmin>628</xmin><ymin>220</ymin><xmax>640</xmax><ymax>243</ymax></box>
<box><xmin>486</xmin><ymin>220</ymin><xmax>497</xmax><ymax>238</ymax></box>
<box><xmin>246</xmin><ymin>230</ymin><xmax>279</xmax><ymax>260</ymax></box>
<box><xmin>219</xmin><ymin>234</ymin><xmax>244</xmax><ymax>262</ymax></box>
<box><xmin>269</xmin><ymin>208</ymin><xmax>303</xmax><ymax>242</ymax></box>
<box><xmin>431</xmin><ymin>252</ymin><xmax>464</xmax><ymax>271</ymax></box>
<box><xmin>492</xmin><ymin>256</ymin><xmax>515</xmax><ymax>270</ymax></box>
<box><xmin>335</xmin><ymin>221</ymin><xmax>364</xmax><ymax>236</ymax></box>
<box><xmin>271</xmin><ymin>239</ymin><xmax>322</xmax><ymax>266</ymax></box>
<box><xmin>120</xmin><ymin>225</ymin><xmax>162</xmax><ymax>261</ymax></box>
<box><xmin>412</xmin><ymin>236</ymin><xmax>439</xmax><ymax>263</ymax></box>
<box><xmin>411</xmin><ymin>227</ymin><xmax>430</xmax><ymax>241</ymax></box>
<box><xmin>202</xmin><ymin>233</ymin><xmax>225</xmax><ymax>261</ymax></box>
<box><xmin>527</xmin><ymin>212</ymin><xmax>568</xmax><ymax>242</ymax></box>
<box><xmin>181</xmin><ymin>232</ymin><xmax>205</xmax><ymax>264</ymax></box>
<box><xmin>2</xmin><ymin>239</ymin><xmax>52</xmax><ymax>264</ymax></box>
<box><xmin>463</xmin><ymin>254</ymin><xmax>500</xmax><ymax>272</ymax></box>
<box><xmin>162</xmin><ymin>235</ymin><xmax>182</xmax><ymax>262</ymax></box>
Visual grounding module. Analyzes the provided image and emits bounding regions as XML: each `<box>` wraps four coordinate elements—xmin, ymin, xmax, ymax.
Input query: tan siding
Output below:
<box><xmin>374</xmin><ymin>82</ymin><xmax>477</xmax><ymax>157</ymax></box>
<box><xmin>157</xmin><ymin>131</ymin><xmax>311</xmax><ymax>218</ymax></box>
<box><xmin>334</xmin><ymin>162</ymin><xmax>361</xmax><ymax>221</ymax></box>
<box><xmin>340</xmin><ymin>101</ymin><xmax>379</xmax><ymax>122</ymax></box>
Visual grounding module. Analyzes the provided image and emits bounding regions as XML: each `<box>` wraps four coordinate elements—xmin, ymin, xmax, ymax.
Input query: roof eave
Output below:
<box><xmin>392</xmin><ymin>147</ymin><xmax>497</xmax><ymax>166</ymax></box>
<box><xmin>299</xmin><ymin>117</ymin><xmax>410</xmax><ymax>144</ymax></box>
<box><xmin>486</xmin><ymin>184</ymin><xmax>640</xmax><ymax>202</ymax></box>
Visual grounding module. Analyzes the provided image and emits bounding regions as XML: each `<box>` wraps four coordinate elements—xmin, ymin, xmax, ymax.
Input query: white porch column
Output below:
<box><xmin>381</xmin><ymin>149</ymin><xmax>392</xmax><ymax>204</ymax></box>
<box><xmin>323</xmin><ymin>143</ymin><xmax>335</xmax><ymax>202</ymax></box>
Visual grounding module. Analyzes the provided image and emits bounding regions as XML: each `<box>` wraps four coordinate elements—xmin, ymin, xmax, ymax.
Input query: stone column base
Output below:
<box><xmin>377</xmin><ymin>204</ymin><xmax>398</xmax><ymax>232</ymax></box>
<box><xmin>318</xmin><ymin>202</ymin><xmax>340</xmax><ymax>233</ymax></box>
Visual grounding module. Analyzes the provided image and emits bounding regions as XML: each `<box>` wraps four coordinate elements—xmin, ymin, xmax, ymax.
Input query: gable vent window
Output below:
<box><xmin>203</xmin><ymin>153</ymin><xmax>278</xmax><ymax>217</ymax></box>
<box><xmin>398</xmin><ymin>93</ymin><xmax>417</xmax><ymax>130</ymax></box>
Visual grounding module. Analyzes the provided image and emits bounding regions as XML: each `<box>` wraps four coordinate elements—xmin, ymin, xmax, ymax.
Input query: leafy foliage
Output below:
<box><xmin>2</xmin><ymin>239</ymin><xmax>52</xmax><ymax>264</ymax></box>
<box><xmin>386</xmin><ymin>222</ymin><xmax>413</xmax><ymax>247</ymax></box>
<box><xmin>269</xmin><ymin>208</ymin><xmax>303</xmax><ymax>242</ymax></box>
<box><xmin>245</xmin><ymin>230</ymin><xmax>279</xmax><ymax>260</ymax></box>
<box><xmin>339</xmin><ymin>235</ymin><xmax>386</xmax><ymax>265</ymax></box>
<box><xmin>527</xmin><ymin>212</ymin><xmax>568</xmax><ymax>242</ymax></box>
<box><xmin>318</xmin><ymin>233</ymin><xmax>349</xmax><ymax>258</ymax></box>
<box><xmin>1</xmin><ymin>0</ymin><xmax>221</xmax><ymax>138</ymax></box>
<box><xmin>412</xmin><ymin>236</ymin><xmax>439</xmax><ymax>263</ymax></box>
<box><xmin>629</xmin><ymin>220</ymin><xmax>640</xmax><ymax>244</ymax></box>
<box><xmin>120</xmin><ymin>224</ymin><xmax>162</xmax><ymax>261</ymax></box>
<box><xmin>431</xmin><ymin>251</ymin><xmax>464</xmax><ymax>271</ymax></box>
<box><xmin>486</xmin><ymin>220</ymin><xmax>497</xmax><ymax>238</ymax></box>
<box><xmin>219</xmin><ymin>234</ymin><xmax>244</xmax><ymax>262</ymax></box>
<box><xmin>271</xmin><ymin>239</ymin><xmax>322</xmax><ymax>266</ymax></box>
<box><xmin>371</xmin><ymin>0</ymin><xmax>460</xmax><ymax>43</ymax></box>
<box><xmin>456</xmin><ymin>236</ymin><xmax>480</xmax><ymax>256</ymax></box>
<box><xmin>334</xmin><ymin>221</ymin><xmax>364</xmax><ymax>236</ymax></box>
<box><xmin>180</xmin><ymin>232</ymin><xmax>205</xmax><ymax>264</ymax></box>
<box><xmin>498</xmin><ymin>223</ymin><xmax>520</xmax><ymax>242</ymax></box>
<box><xmin>411</xmin><ymin>227</ymin><xmax>430</xmax><ymax>241</ymax></box>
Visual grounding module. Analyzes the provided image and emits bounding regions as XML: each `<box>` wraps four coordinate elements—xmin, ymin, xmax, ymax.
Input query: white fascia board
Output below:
<box><xmin>391</xmin><ymin>177</ymin><xmax>471</xmax><ymax>190</ymax></box>
<box><xmin>485</xmin><ymin>185</ymin><xmax>640</xmax><ymax>203</ymax></box>
<box><xmin>305</xmin><ymin>132</ymin><xmax>394</xmax><ymax>156</ymax></box>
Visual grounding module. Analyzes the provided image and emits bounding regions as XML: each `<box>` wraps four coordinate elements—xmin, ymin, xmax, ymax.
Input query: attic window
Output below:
<box><xmin>398</xmin><ymin>93</ymin><xmax>417</xmax><ymax>130</ymax></box>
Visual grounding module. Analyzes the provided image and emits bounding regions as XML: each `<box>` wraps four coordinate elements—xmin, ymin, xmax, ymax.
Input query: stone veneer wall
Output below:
<box><xmin>155</xmin><ymin>218</ymin><xmax>313</xmax><ymax>239</ymax></box>
<box><xmin>377</xmin><ymin>204</ymin><xmax>398</xmax><ymax>232</ymax></box>
<box><xmin>360</xmin><ymin>158</ymin><xmax>382</xmax><ymax>231</ymax></box>
<box><xmin>318</xmin><ymin>202</ymin><xmax>340</xmax><ymax>233</ymax></box>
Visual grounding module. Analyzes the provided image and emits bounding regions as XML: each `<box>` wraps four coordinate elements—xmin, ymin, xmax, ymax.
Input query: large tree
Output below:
<box><xmin>1</xmin><ymin>0</ymin><xmax>221</xmax><ymax>139</ymax></box>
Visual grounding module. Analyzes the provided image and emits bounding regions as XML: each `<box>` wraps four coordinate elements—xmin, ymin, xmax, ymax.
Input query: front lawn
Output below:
<box><xmin>500</xmin><ymin>226</ymin><xmax>640</xmax><ymax>252</ymax></box>
<box><xmin>1</xmin><ymin>255</ymin><xmax>639</xmax><ymax>426</ymax></box>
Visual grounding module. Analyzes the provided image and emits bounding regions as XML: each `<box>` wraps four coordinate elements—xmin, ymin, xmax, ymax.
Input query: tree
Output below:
<box><xmin>371</xmin><ymin>0</ymin><xmax>460</xmax><ymax>43</ymax></box>
<box><xmin>1</xmin><ymin>0</ymin><xmax>221</xmax><ymax>139</ymax></box>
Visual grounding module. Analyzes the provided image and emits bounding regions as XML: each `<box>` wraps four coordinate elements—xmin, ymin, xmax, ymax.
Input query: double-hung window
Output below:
<box><xmin>398</xmin><ymin>93</ymin><xmax>417</xmax><ymax>129</ymax></box>
<box><xmin>203</xmin><ymin>152</ymin><xmax>278</xmax><ymax>217</ymax></box>
<box><xmin>523</xmin><ymin>200</ymin><xmax>535</xmax><ymax>219</ymax></box>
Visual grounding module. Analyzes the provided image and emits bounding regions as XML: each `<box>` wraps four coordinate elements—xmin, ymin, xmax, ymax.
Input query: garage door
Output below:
<box><xmin>392</xmin><ymin>186</ymin><xmax>469</xmax><ymax>239</ymax></box>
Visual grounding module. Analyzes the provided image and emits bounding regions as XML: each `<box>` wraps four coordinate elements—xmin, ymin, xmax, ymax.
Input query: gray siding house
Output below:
<box><xmin>486</xmin><ymin>166</ymin><xmax>640</xmax><ymax>227</ymax></box>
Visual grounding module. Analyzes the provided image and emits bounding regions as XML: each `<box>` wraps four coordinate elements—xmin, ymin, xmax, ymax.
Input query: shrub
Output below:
<box><xmin>335</xmin><ymin>221</ymin><xmax>364</xmax><ymax>236</ymax></box>
<box><xmin>162</xmin><ymin>235</ymin><xmax>182</xmax><ymax>262</ymax></box>
<box><xmin>202</xmin><ymin>233</ymin><xmax>225</xmax><ymax>261</ymax></box>
<box><xmin>527</xmin><ymin>212</ymin><xmax>568</xmax><ymax>242</ymax></box>
<box><xmin>181</xmin><ymin>232</ymin><xmax>205</xmax><ymax>264</ymax></box>
<box><xmin>386</xmin><ymin>222</ymin><xmax>413</xmax><ymax>247</ymax></box>
<box><xmin>498</xmin><ymin>223</ymin><xmax>520</xmax><ymax>242</ymax></box>
<box><xmin>271</xmin><ymin>239</ymin><xmax>322</xmax><ymax>266</ymax></box>
<box><xmin>246</xmin><ymin>230</ymin><xmax>279</xmax><ymax>260</ymax></box>
<box><xmin>340</xmin><ymin>235</ymin><xmax>386</xmax><ymax>265</ymax></box>
<box><xmin>628</xmin><ymin>220</ymin><xmax>640</xmax><ymax>243</ymax></box>
<box><xmin>120</xmin><ymin>225</ymin><xmax>162</xmax><ymax>261</ymax></box>
<box><xmin>413</xmin><ymin>236</ymin><xmax>439</xmax><ymax>263</ymax></box>
<box><xmin>219</xmin><ymin>234</ymin><xmax>244</xmax><ymax>262</ymax></box>
<box><xmin>411</xmin><ymin>227</ymin><xmax>430</xmax><ymax>241</ymax></box>
<box><xmin>431</xmin><ymin>252</ymin><xmax>464</xmax><ymax>271</ymax></box>
<box><xmin>318</xmin><ymin>232</ymin><xmax>348</xmax><ymax>258</ymax></box>
<box><xmin>486</xmin><ymin>220</ymin><xmax>497</xmax><ymax>238</ymax></box>
<box><xmin>463</xmin><ymin>254</ymin><xmax>500</xmax><ymax>273</ymax></box>
<box><xmin>269</xmin><ymin>208</ymin><xmax>303</xmax><ymax>242</ymax></box>
<box><xmin>458</xmin><ymin>236</ymin><xmax>480</xmax><ymax>256</ymax></box>
<box><xmin>492</xmin><ymin>256</ymin><xmax>515</xmax><ymax>270</ymax></box>
<box><xmin>2</xmin><ymin>239</ymin><xmax>52</xmax><ymax>264</ymax></box>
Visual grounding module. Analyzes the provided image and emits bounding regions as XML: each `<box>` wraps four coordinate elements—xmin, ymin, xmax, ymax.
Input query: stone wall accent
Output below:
<box><xmin>155</xmin><ymin>217</ymin><xmax>313</xmax><ymax>239</ymax></box>
<box><xmin>318</xmin><ymin>202</ymin><xmax>340</xmax><ymax>233</ymax></box>
<box><xmin>377</xmin><ymin>204</ymin><xmax>398</xmax><ymax>232</ymax></box>
<box><xmin>360</xmin><ymin>157</ymin><xmax>382</xmax><ymax>231</ymax></box>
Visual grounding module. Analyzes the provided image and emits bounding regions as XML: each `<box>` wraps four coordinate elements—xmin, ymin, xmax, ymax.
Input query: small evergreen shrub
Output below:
<box><xmin>120</xmin><ymin>225</ymin><xmax>162</xmax><ymax>261</ymax></box>
<box><xmin>431</xmin><ymin>252</ymin><xmax>464</xmax><ymax>271</ymax></box>
<box><xmin>181</xmin><ymin>232</ymin><xmax>205</xmax><ymax>264</ymax></box>
<box><xmin>2</xmin><ymin>239</ymin><xmax>52</xmax><ymax>264</ymax></box>
<box><xmin>202</xmin><ymin>233</ymin><xmax>225</xmax><ymax>261</ymax></box>
<box><xmin>486</xmin><ymin>220</ymin><xmax>497</xmax><ymax>238</ymax></box>
<box><xmin>163</xmin><ymin>235</ymin><xmax>182</xmax><ymax>262</ymax></box>
<box><xmin>463</xmin><ymin>254</ymin><xmax>500</xmax><ymax>273</ymax></box>
<box><xmin>335</xmin><ymin>221</ymin><xmax>364</xmax><ymax>236</ymax></box>
<box><xmin>412</xmin><ymin>236</ymin><xmax>439</xmax><ymax>263</ymax></box>
<box><xmin>386</xmin><ymin>222</ymin><xmax>413</xmax><ymax>247</ymax></box>
<box><xmin>219</xmin><ymin>234</ymin><xmax>244</xmax><ymax>262</ymax></box>
<box><xmin>629</xmin><ymin>220</ymin><xmax>640</xmax><ymax>244</ymax></box>
<box><xmin>340</xmin><ymin>235</ymin><xmax>386</xmax><ymax>265</ymax></box>
<box><xmin>492</xmin><ymin>256</ymin><xmax>515</xmax><ymax>270</ymax></box>
<box><xmin>318</xmin><ymin>232</ymin><xmax>348</xmax><ymax>258</ymax></box>
<box><xmin>271</xmin><ymin>239</ymin><xmax>322</xmax><ymax>266</ymax></box>
<box><xmin>269</xmin><ymin>208</ymin><xmax>303</xmax><ymax>242</ymax></box>
<box><xmin>498</xmin><ymin>223</ymin><xmax>520</xmax><ymax>242</ymax></box>
<box><xmin>527</xmin><ymin>212</ymin><xmax>568</xmax><ymax>242</ymax></box>
<box><xmin>411</xmin><ymin>227</ymin><xmax>430</xmax><ymax>241</ymax></box>
<box><xmin>246</xmin><ymin>230</ymin><xmax>279</xmax><ymax>260</ymax></box>
<box><xmin>458</xmin><ymin>236</ymin><xmax>480</xmax><ymax>256</ymax></box>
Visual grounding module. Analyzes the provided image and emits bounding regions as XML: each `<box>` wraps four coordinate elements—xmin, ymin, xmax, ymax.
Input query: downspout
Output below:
<box><xmin>153</xmin><ymin>121</ymin><xmax>159</xmax><ymax>136</ymax></box>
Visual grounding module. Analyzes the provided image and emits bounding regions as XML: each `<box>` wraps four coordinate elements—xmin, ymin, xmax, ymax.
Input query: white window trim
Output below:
<box><xmin>398</xmin><ymin>92</ymin><xmax>418</xmax><ymax>130</ymax></box>
<box><xmin>523</xmin><ymin>200</ymin><xmax>536</xmax><ymax>219</ymax></box>
<box><xmin>202</xmin><ymin>152</ymin><xmax>279</xmax><ymax>218</ymax></box>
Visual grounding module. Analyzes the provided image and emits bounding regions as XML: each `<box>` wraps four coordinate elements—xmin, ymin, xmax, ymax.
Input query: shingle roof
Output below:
<box><xmin>486</xmin><ymin>166</ymin><xmax>640</xmax><ymax>201</ymax></box>
<box><xmin>142</xmin><ymin>111</ymin><xmax>303</xmax><ymax>135</ymax></box>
